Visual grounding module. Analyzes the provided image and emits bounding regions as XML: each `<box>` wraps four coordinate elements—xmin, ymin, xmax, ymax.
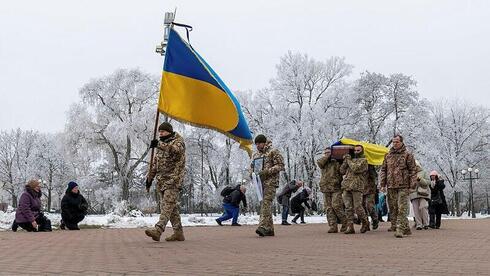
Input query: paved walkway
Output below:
<box><xmin>0</xmin><ymin>219</ymin><xmax>489</xmax><ymax>275</ymax></box>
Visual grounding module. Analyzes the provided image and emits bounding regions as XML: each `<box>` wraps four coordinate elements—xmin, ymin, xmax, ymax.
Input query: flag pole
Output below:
<box><xmin>147</xmin><ymin>11</ymin><xmax>176</xmax><ymax>193</ymax></box>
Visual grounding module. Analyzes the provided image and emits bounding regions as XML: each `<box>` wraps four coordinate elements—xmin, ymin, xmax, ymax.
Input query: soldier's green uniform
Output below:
<box><xmin>363</xmin><ymin>165</ymin><xmax>379</xmax><ymax>230</ymax></box>
<box><xmin>380</xmin><ymin>144</ymin><xmax>417</xmax><ymax>238</ymax></box>
<box><xmin>340</xmin><ymin>154</ymin><xmax>369</xmax><ymax>234</ymax></box>
<box><xmin>145</xmin><ymin>132</ymin><xmax>186</xmax><ymax>242</ymax></box>
<box><xmin>317</xmin><ymin>155</ymin><xmax>347</xmax><ymax>233</ymax></box>
<box><xmin>252</xmin><ymin>140</ymin><xmax>284</xmax><ymax>236</ymax></box>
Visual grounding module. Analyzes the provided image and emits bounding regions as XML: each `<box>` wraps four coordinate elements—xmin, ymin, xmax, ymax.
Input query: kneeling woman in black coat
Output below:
<box><xmin>60</xmin><ymin>182</ymin><xmax>88</xmax><ymax>230</ymax></box>
<box><xmin>290</xmin><ymin>187</ymin><xmax>312</xmax><ymax>224</ymax></box>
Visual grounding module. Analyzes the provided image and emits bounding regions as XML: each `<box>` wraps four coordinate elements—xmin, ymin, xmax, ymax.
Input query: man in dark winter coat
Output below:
<box><xmin>12</xmin><ymin>179</ymin><xmax>52</xmax><ymax>232</ymax></box>
<box><xmin>277</xmin><ymin>180</ymin><xmax>303</xmax><ymax>225</ymax></box>
<box><xmin>60</xmin><ymin>181</ymin><xmax>88</xmax><ymax>230</ymax></box>
<box><xmin>216</xmin><ymin>185</ymin><xmax>248</xmax><ymax>226</ymax></box>
<box><xmin>290</xmin><ymin>187</ymin><xmax>312</xmax><ymax>224</ymax></box>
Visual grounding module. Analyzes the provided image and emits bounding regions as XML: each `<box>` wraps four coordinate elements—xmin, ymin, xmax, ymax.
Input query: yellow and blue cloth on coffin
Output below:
<box><xmin>335</xmin><ymin>138</ymin><xmax>389</xmax><ymax>166</ymax></box>
<box><xmin>159</xmin><ymin>29</ymin><xmax>253</xmax><ymax>155</ymax></box>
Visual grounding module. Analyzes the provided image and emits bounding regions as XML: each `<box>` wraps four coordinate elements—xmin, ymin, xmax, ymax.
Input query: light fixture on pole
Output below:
<box><xmin>155</xmin><ymin>11</ymin><xmax>175</xmax><ymax>56</ymax></box>
<box><xmin>461</xmin><ymin>167</ymin><xmax>480</xmax><ymax>219</ymax></box>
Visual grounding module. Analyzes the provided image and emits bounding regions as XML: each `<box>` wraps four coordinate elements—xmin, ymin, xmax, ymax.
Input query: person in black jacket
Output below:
<box><xmin>216</xmin><ymin>185</ymin><xmax>247</xmax><ymax>226</ymax></box>
<box><xmin>60</xmin><ymin>182</ymin><xmax>88</xmax><ymax>230</ymax></box>
<box><xmin>290</xmin><ymin>187</ymin><xmax>312</xmax><ymax>224</ymax></box>
<box><xmin>277</xmin><ymin>180</ymin><xmax>303</xmax><ymax>225</ymax></box>
<box><xmin>428</xmin><ymin>171</ymin><xmax>449</xmax><ymax>229</ymax></box>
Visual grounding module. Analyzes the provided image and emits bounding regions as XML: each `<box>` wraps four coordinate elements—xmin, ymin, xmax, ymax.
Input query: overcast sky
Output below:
<box><xmin>1</xmin><ymin>0</ymin><xmax>489</xmax><ymax>133</ymax></box>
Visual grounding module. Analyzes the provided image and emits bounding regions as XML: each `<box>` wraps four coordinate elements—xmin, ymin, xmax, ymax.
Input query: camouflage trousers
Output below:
<box><xmin>258</xmin><ymin>185</ymin><xmax>277</xmax><ymax>232</ymax></box>
<box><xmin>387</xmin><ymin>188</ymin><xmax>409</xmax><ymax>232</ymax></box>
<box><xmin>363</xmin><ymin>193</ymin><xmax>378</xmax><ymax>222</ymax></box>
<box><xmin>323</xmin><ymin>191</ymin><xmax>346</xmax><ymax>227</ymax></box>
<box><xmin>155</xmin><ymin>188</ymin><xmax>183</xmax><ymax>234</ymax></box>
<box><xmin>342</xmin><ymin>190</ymin><xmax>367</xmax><ymax>224</ymax></box>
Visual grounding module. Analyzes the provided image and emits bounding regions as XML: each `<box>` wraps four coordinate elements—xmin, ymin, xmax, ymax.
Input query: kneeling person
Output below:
<box><xmin>290</xmin><ymin>187</ymin><xmax>312</xmax><ymax>224</ymax></box>
<box><xmin>60</xmin><ymin>181</ymin><xmax>88</xmax><ymax>230</ymax></box>
<box><xmin>216</xmin><ymin>185</ymin><xmax>248</xmax><ymax>226</ymax></box>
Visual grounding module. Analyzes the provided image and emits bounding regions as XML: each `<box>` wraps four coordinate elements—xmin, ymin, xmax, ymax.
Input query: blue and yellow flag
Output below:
<box><xmin>158</xmin><ymin>29</ymin><xmax>253</xmax><ymax>155</ymax></box>
<box><xmin>336</xmin><ymin>138</ymin><xmax>389</xmax><ymax>166</ymax></box>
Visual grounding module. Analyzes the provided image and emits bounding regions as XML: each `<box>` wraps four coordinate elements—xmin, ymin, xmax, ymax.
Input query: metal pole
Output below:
<box><xmin>486</xmin><ymin>183</ymin><xmax>489</xmax><ymax>214</ymax></box>
<box><xmin>470</xmin><ymin>171</ymin><xmax>476</xmax><ymax>218</ymax></box>
<box><xmin>147</xmin><ymin>11</ymin><xmax>175</xmax><ymax>193</ymax></box>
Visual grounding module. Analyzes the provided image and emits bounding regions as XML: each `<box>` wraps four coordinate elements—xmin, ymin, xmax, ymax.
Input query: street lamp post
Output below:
<box><xmin>461</xmin><ymin>168</ymin><xmax>480</xmax><ymax>218</ymax></box>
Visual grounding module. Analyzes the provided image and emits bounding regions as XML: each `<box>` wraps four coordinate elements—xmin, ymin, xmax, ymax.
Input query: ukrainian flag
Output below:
<box><xmin>335</xmin><ymin>138</ymin><xmax>389</xmax><ymax>166</ymax></box>
<box><xmin>158</xmin><ymin>28</ymin><xmax>253</xmax><ymax>155</ymax></box>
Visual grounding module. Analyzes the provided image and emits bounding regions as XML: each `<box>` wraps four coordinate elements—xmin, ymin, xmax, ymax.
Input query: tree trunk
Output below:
<box><xmin>47</xmin><ymin>188</ymin><xmax>52</xmax><ymax>211</ymax></box>
<box><xmin>11</xmin><ymin>194</ymin><xmax>18</xmax><ymax>208</ymax></box>
<box><xmin>121</xmin><ymin>177</ymin><xmax>130</xmax><ymax>201</ymax></box>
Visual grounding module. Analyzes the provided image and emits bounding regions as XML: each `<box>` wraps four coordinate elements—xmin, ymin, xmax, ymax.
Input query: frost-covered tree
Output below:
<box><xmin>420</xmin><ymin>100</ymin><xmax>490</xmax><ymax>215</ymax></box>
<box><xmin>0</xmin><ymin>129</ymin><xmax>38</xmax><ymax>207</ymax></box>
<box><xmin>65</xmin><ymin>69</ymin><xmax>159</xmax><ymax>201</ymax></box>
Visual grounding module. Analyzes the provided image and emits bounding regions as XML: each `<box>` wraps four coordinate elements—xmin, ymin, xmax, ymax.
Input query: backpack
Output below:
<box><xmin>220</xmin><ymin>186</ymin><xmax>234</xmax><ymax>197</ymax></box>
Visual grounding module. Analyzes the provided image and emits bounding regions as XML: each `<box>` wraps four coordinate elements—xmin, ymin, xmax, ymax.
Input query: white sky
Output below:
<box><xmin>1</xmin><ymin>0</ymin><xmax>489</xmax><ymax>133</ymax></box>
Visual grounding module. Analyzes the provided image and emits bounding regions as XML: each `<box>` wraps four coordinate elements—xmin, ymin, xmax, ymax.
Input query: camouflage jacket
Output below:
<box><xmin>148</xmin><ymin>132</ymin><xmax>186</xmax><ymax>191</ymax></box>
<box><xmin>363</xmin><ymin>165</ymin><xmax>378</xmax><ymax>195</ymax></box>
<box><xmin>379</xmin><ymin>145</ymin><xmax>417</xmax><ymax>189</ymax></box>
<box><xmin>317</xmin><ymin>156</ymin><xmax>342</xmax><ymax>193</ymax></box>
<box><xmin>340</xmin><ymin>155</ymin><xmax>368</xmax><ymax>192</ymax></box>
<box><xmin>251</xmin><ymin>141</ymin><xmax>285</xmax><ymax>189</ymax></box>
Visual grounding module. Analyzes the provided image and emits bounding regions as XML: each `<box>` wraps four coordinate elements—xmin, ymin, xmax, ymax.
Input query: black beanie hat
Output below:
<box><xmin>67</xmin><ymin>181</ymin><xmax>78</xmax><ymax>191</ymax></box>
<box><xmin>158</xmin><ymin>122</ymin><xmax>173</xmax><ymax>133</ymax></box>
<box><xmin>254</xmin><ymin>134</ymin><xmax>267</xmax><ymax>144</ymax></box>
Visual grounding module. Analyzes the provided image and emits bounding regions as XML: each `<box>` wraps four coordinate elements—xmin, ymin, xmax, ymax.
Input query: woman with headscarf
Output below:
<box><xmin>428</xmin><ymin>171</ymin><xmax>449</xmax><ymax>229</ymax></box>
<box><xmin>12</xmin><ymin>179</ymin><xmax>52</xmax><ymax>232</ymax></box>
<box><xmin>409</xmin><ymin>162</ymin><xmax>431</xmax><ymax>230</ymax></box>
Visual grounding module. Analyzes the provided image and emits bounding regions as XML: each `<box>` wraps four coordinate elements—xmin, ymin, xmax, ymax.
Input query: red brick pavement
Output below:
<box><xmin>0</xmin><ymin>219</ymin><xmax>489</xmax><ymax>275</ymax></box>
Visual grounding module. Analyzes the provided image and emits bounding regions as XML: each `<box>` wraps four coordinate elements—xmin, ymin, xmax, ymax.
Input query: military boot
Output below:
<box><xmin>394</xmin><ymin>229</ymin><xmax>403</xmax><ymax>238</ymax></box>
<box><xmin>255</xmin><ymin>227</ymin><xmax>266</xmax><ymax>237</ymax></box>
<box><xmin>360</xmin><ymin>219</ymin><xmax>369</xmax><ymax>233</ymax></box>
<box><xmin>403</xmin><ymin>228</ymin><xmax>412</xmax><ymax>236</ymax></box>
<box><xmin>145</xmin><ymin>228</ymin><xmax>163</xmax><ymax>242</ymax></box>
<box><xmin>327</xmin><ymin>225</ymin><xmax>338</xmax><ymax>233</ymax></box>
<box><xmin>372</xmin><ymin>219</ymin><xmax>379</xmax><ymax>230</ymax></box>
<box><xmin>344</xmin><ymin>223</ymin><xmax>355</xmax><ymax>234</ymax></box>
<box><xmin>165</xmin><ymin>229</ymin><xmax>185</xmax><ymax>242</ymax></box>
<box><xmin>264</xmin><ymin>228</ymin><xmax>275</xmax><ymax>236</ymax></box>
<box><xmin>339</xmin><ymin>222</ymin><xmax>348</xmax><ymax>232</ymax></box>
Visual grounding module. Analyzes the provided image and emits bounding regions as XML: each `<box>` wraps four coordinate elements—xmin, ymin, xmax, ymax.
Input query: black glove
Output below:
<box><xmin>150</xmin><ymin>139</ymin><xmax>158</xmax><ymax>148</ymax></box>
<box><xmin>145</xmin><ymin>178</ymin><xmax>153</xmax><ymax>191</ymax></box>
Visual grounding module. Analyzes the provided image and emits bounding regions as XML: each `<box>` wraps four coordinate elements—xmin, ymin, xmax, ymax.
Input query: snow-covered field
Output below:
<box><xmin>0</xmin><ymin>209</ymin><xmax>328</xmax><ymax>231</ymax></box>
<box><xmin>1</xmin><ymin>209</ymin><xmax>488</xmax><ymax>231</ymax></box>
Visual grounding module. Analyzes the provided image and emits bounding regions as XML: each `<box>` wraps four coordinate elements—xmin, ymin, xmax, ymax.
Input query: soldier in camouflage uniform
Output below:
<box><xmin>144</xmin><ymin>122</ymin><xmax>186</xmax><ymax>242</ymax></box>
<box><xmin>252</xmin><ymin>134</ymin><xmax>285</xmax><ymax>237</ymax></box>
<box><xmin>317</xmin><ymin>147</ymin><xmax>347</xmax><ymax>233</ymax></box>
<box><xmin>363</xmin><ymin>165</ymin><xmax>379</xmax><ymax>230</ymax></box>
<box><xmin>340</xmin><ymin>145</ymin><xmax>369</xmax><ymax>234</ymax></box>
<box><xmin>380</xmin><ymin>135</ymin><xmax>417</xmax><ymax>238</ymax></box>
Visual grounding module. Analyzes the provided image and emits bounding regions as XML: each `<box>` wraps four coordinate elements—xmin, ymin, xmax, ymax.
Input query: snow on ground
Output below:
<box><xmin>1</xmin><ymin>209</ymin><xmax>488</xmax><ymax>231</ymax></box>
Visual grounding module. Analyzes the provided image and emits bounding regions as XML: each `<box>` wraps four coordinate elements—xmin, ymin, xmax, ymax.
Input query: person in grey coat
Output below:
<box><xmin>409</xmin><ymin>162</ymin><xmax>431</xmax><ymax>230</ymax></box>
<box><xmin>277</xmin><ymin>180</ymin><xmax>303</xmax><ymax>225</ymax></box>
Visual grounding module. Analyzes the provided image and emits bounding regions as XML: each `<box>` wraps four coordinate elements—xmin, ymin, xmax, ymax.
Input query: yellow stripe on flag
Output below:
<box><xmin>158</xmin><ymin>72</ymin><xmax>239</xmax><ymax>132</ymax></box>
